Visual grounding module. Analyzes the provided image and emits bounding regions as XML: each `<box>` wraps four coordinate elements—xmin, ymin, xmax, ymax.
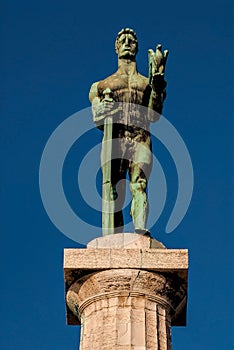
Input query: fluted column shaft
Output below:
<box><xmin>67</xmin><ymin>269</ymin><xmax>173</xmax><ymax>350</ymax></box>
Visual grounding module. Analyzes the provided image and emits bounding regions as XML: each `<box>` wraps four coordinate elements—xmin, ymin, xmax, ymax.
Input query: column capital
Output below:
<box><xmin>64</xmin><ymin>234</ymin><xmax>188</xmax><ymax>327</ymax></box>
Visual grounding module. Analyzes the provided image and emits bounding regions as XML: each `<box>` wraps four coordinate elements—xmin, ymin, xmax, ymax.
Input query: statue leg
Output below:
<box><xmin>128</xmin><ymin>136</ymin><xmax>152</xmax><ymax>233</ymax></box>
<box><xmin>129</xmin><ymin>163</ymin><xmax>149</xmax><ymax>233</ymax></box>
<box><xmin>111</xmin><ymin>158</ymin><xmax>127</xmax><ymax>233</ymax></box>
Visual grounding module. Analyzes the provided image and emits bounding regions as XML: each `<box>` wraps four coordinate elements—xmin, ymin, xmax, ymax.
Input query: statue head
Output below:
<box><xmin>115</xmin><ymin>28</ymin><xmax>138</xmax><ymax>60</ymax></box>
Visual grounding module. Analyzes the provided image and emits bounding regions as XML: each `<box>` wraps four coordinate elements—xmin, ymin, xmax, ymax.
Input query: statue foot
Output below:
<box><xmin>135</xmin><ymin>228</ymin><xmax>151</xmax><ymax>237</ymax></box>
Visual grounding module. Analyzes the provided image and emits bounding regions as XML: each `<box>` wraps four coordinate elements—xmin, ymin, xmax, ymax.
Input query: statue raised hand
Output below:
<box><xmin>148</xmin><ymin>44</ymin><xmax>168</xmax><ymax>92</ymax></box>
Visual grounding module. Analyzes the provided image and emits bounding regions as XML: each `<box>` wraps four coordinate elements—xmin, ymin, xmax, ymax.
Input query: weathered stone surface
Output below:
<box><xmin>87</xmin><ymin>233</ymin><xmax>166</xmax><ymax>249</ymax></box>
<box><xmin>64</xmin><ymin>234</ymin><xmax>188</xmax><ymax>349</ymax></box>
<box><xmin>67</xmin><ymin>269</ymin><xmax>174</xmax><ymax>349</ymax></box>
<box><xmin>64</xmin><ymin>248</ymin><xmax>188</xmax><ymax>275</ymax></box>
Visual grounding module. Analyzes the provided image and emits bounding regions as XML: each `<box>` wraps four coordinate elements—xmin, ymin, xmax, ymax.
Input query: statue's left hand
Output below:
<box><xmin>151</xmin><ymin>72</ymin><xmax>167</xmax><ymax>93</ymax></box>
<box><xmin>148</xmin><ymin>44</ymin><xmax>168</xmax><ymax>90</ymax></box>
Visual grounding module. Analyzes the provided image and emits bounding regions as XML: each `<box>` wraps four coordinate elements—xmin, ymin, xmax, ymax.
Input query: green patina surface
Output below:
<box><xmin>89</xmin><ymin>28</ymin><xmax>168</xmax><ymax>236</ymax></box>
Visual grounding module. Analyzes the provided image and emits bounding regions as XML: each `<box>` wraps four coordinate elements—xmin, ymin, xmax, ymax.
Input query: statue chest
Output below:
<box><xmin>98</xmin><ymin>74</ymin><xmax>151</xmax><ymax>104</ymax></box>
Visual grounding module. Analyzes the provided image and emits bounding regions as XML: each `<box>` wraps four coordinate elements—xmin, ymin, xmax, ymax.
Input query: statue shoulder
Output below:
<box><xmin>97</xmin><ymin>73</ymin><xmax>119</xmax><ymax>92</ymax></box>
<box><xmin>137</xmin><ymin>72</ymin><xmax>149</xmax><ymax>85</ymax></box>
<box><xmin>89</xmin><ymin>82</ymin><xmax>100</xmax><ymax>103</ymax></box>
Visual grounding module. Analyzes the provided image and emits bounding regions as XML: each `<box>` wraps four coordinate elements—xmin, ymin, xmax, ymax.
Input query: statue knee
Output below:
<box><xmin>130</xmin><ymin>178</ymin><xmax>147</xmax><ymax>193</ymax></box>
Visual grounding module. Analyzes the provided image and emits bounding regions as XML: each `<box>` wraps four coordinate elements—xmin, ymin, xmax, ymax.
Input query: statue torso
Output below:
<box><xmin>97</xmin><ymin>71</ymin><xmax>151</xmax><ymax>107</ymax></box>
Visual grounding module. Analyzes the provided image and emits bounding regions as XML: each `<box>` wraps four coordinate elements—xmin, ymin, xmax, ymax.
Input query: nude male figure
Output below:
<box><xmin>89</xmin><ymin>28</ymin><xmax>167</xmax><ymax>234</ymax></box>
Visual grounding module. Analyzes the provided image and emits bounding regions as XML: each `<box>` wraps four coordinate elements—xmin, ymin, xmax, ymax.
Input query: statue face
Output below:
<box><xmin>116</xmin><ymin>33</ymin><xmax>137</xmax><ymax>59</ymax></box>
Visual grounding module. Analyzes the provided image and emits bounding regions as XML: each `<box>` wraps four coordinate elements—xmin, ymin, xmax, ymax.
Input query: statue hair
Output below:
<box><xmin>115</xmin><ymin>28</ymin><xmax>138</xmax><ymax>54</ymax></box>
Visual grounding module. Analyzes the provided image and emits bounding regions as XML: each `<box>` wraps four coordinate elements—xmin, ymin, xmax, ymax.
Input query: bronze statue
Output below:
<box><xmin>89</xmin><ymin>28</ymin><xmax>168</xmax><ymax>235</ymax></box>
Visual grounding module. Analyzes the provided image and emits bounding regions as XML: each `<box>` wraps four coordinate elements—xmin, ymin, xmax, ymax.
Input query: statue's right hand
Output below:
<box><xmin>94</xmin><ymin>100</ymin><xmax>115</xmax><ymax>119</ymax></box>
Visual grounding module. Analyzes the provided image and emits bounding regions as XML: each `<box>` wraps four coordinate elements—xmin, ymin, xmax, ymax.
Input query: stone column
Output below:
<box><xmin>64</xmin><ymin>234</ymin><xmax>188</xmax><ymax>350</ymax></box>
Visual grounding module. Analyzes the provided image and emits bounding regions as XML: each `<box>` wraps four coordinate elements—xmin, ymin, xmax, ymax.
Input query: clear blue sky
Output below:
<box><xmin>1</xmin><ymin>0</ymin><xmax>233</xmax><ymax>349</ymax></box>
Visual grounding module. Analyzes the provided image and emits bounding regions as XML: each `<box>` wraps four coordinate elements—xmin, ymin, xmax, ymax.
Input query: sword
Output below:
<box><xmin>101</xmin><ymin>88</ymin><xmax>115</xmax><ymax>235</ymax></box>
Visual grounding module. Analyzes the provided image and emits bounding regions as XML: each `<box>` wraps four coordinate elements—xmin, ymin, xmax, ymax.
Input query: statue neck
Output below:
<box><xmin>117</xmin><ymin>58</ymin><xmax>137</xmax><ymax>75</ymax></box>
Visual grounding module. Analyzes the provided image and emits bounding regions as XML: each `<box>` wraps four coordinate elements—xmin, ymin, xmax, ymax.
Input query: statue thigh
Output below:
<box><xmin>129</xmin><ymin>139</ymin><xmax>152</xmax><ymax>194</ymax></box>
<box><xmin>110</xmin><ymin>137</ymin><xmax>153</xmax><ymax>198</ymax></box>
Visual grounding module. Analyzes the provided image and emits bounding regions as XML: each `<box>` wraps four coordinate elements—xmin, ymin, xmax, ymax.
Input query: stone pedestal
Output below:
<box><xmin>64</xmin><ymin>234</ymin><xmax>188</xmax><ymax>350</ymax></box>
